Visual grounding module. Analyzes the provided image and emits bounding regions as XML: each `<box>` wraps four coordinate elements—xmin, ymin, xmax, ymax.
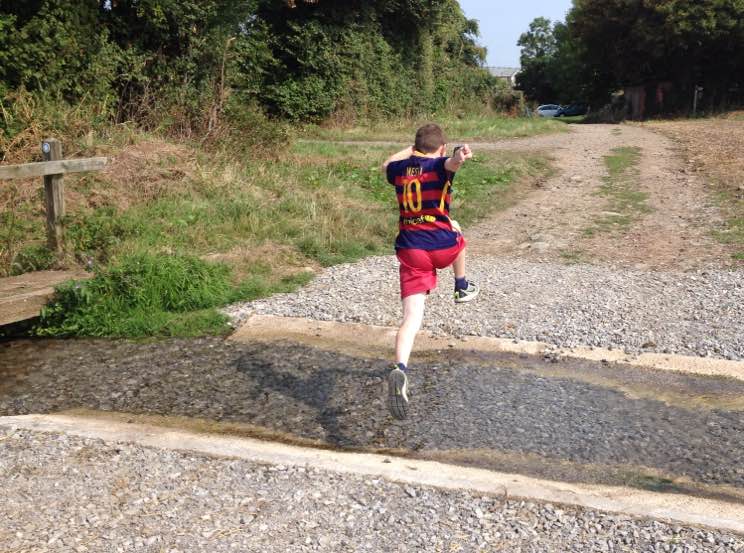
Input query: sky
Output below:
<box><xmin>458</xmin><ymin>0</ymin><xmax>574</xmax><ymax>68</ymax></box>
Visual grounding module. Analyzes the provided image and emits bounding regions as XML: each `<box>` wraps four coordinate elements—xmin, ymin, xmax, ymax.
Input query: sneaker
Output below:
<box><xmin>454</xmin><ymin>282</ymin><xmax>480</xmax><ymax>303</ymax></box>
<box><xmin>387</xmin><ymin>366</ymin><xmax>409</xmax><ymax>420</ymax></box>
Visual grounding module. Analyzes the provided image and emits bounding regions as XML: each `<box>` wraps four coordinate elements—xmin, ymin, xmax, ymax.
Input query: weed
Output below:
<box><xmin>11</xmin><ymin>244</ymin><xmax>55</xmax><ymax>275</ymax></box>
<box><xmin>555</xmin><ymin>116</ymin><xmax>586</xmax><ymax>124</ymax></box>
<box><xmin>559</xmin><ymin>248</ymin><xmax>589</xmax><ymax>264</ymax></box>
<box><xmin>713</xmin><ymin>213</ymin><xmax>744</xmax><ymax>249</ymax></box>
<box><xmin>0</xmin><ymin>182</ymin><xmax>43</xmax><ymax>277</ymax></box>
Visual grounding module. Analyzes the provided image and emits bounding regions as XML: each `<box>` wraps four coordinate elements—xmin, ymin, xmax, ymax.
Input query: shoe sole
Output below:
<box><xmin>387</xmin><ymin>369</ymin><xmax>408</xmax><ymax>420</ymax></box>
<box><xmin>455</xmin><ymin>287</ymin><xmax>480</xmax><ymax>304</ymax></box>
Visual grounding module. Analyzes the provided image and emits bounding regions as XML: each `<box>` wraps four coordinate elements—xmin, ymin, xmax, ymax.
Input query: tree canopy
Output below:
<box><xmin>0</xmin><ymin>0</ymin><xmax>499</xmax><ymax>131</ymax></box>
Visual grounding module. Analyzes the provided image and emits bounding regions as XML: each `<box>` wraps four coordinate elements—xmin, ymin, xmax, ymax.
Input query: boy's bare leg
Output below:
<box><xmin>388</xmin><ymin>293</ymin><xmax>425</xmax><ymax>420</ymax></box>
<box><xmin>452</xmin><ymin>247</ymin><xmax>466</xmax><ymax>280</ymax></box>
<box><xmin>395</xmin><ymin>293</ymin><xmax>427</xmax><ymax>367</ymax></box>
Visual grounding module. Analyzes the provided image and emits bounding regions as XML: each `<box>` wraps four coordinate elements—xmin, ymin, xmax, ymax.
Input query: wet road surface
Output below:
<box><xmin>2</xmin><ymin>337</ymin><xmax>744</xmax><ymax>502</ymax></box>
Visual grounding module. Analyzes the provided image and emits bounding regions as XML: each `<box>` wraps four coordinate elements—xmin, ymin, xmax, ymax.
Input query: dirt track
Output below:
<box><xmin>467</xmin><ymin>124</ymin><xmax>736</xmax><ymax>270</ymax></box>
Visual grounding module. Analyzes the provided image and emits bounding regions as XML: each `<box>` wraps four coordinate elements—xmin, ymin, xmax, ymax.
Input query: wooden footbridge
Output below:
<box><xmin>0</xmin><ymin>270</ymin><xmax>90</xmax><ymax>326</ymax></box>
<box><xmin>0</xmin><ymin>139</ymin><xmax>105</xmax><ymax>326</ymax></box>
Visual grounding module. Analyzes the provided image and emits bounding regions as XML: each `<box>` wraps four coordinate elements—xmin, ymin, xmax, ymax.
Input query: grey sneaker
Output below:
<box><xmin>387</xmin><ymin>367</ymin><xmax>409</xmax><ymax>420</ymax></box>
<box><xmin>454</xmin><ymin>282</ymin><xmax>480</xmax><ymax>303</ymax></box>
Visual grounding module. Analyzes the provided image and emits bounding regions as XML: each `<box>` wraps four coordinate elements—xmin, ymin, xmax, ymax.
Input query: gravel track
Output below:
<box><xmin>225</xmin><ymin>255</ymin><xmax>744</xmax><ymax>360</ymax></box>
<box><xmin>2</xmin><ymin>427</ymin><xmax>742</xmax><ymax>553</ymax></box>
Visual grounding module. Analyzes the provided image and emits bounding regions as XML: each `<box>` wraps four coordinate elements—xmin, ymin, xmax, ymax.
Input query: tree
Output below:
<box><xmin>568</xmin><ymin>0</ymin><xmax>744</xmax><ymax>110</ymax></box>
<box><xmin>516</xmin><ymin>17</ymin><xmax>559</xmax><ymax>102</ymax></box>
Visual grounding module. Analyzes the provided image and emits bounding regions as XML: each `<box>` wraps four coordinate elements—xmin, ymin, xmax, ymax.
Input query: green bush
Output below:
<box><xmin>0</xmin><ymin>2</ymin><xmax>121</xmax><ymax>102</ymax></box>
<box><xmin>36</xmin><ymin>253</ymin><xmax>235</xmax><ymax>337</ymax></box>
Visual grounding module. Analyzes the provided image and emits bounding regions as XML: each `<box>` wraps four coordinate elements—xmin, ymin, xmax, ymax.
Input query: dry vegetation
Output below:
<box><xmin>646</xmin><ymin>115</ymin><xmax>744</xmax><ymax>259</ymax></box>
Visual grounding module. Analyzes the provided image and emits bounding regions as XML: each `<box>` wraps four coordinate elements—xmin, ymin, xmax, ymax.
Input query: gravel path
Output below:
<box><xmin>225</xmin><ymin>256</ymin><xmax>744</xmax><ymax>360</ymax></box>
<box><xmin>2</xmin><ymin>427</ymin><xmax>742</xmax><ymax>553</ymax></box>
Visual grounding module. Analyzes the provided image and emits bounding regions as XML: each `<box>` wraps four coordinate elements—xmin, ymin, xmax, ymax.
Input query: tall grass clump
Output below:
<box><xmin>36</xmin><ymin>253</ymin><xmax>235</xmax><ymax>338</ymax></box>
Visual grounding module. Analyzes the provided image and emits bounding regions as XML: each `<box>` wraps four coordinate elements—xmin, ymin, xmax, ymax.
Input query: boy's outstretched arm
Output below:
<box><xmin>444</xmin><ymin>144</ymin><xmax>473</xmax><ymax>173</ymax></box>
<box><xmin>382</xmin><ymin>146</ymin><xmax>414</xmax><ymax>172</ymax></box>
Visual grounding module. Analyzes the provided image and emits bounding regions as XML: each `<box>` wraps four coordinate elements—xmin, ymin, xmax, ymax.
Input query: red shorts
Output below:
<box><xmin>397</xmin><ymin>236</ymin><xmax>467</xmax><ymax>298</ymax></box>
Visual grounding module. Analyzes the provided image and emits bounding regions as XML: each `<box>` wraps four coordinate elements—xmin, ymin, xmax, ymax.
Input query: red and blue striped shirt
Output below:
<box><xmin>386</xmin><ymin>153</ymin><xmax>458</xmax><ymax>251</ymax></box>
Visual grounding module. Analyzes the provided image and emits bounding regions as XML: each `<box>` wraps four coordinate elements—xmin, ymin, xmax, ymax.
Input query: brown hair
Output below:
<box><xmin>414</xmin><ymin>123</ymin><xmax>447</xmax><ymax>153</ymax></box>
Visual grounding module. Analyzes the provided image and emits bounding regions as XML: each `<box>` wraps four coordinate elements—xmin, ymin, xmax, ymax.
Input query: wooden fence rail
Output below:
<box><xmin>0</xmin><ymin>157</ymin><xmax>108</xmax><ymax>180</ymax></box>
<box><xmin>0</xmin><ymin>138</ymin><xmax>108</xmax><ymax>254</ymax></box>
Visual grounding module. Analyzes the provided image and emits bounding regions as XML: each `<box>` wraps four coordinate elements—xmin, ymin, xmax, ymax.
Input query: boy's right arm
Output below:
<box><xmin>382</xmin><ymin>146</ymin><xmax>414</xmax><ymax>174</ymax></box>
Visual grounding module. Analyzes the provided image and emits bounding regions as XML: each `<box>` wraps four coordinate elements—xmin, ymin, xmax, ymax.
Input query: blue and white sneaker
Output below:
<box><xmin>454</xmin><ymin>282</ymin><xmax>480</xmax><ymax>303</ymax></box>
<box><xmin>387</xmin><ymin>366</ymin><xmax>409</xmax><ymax>420</ymax></box>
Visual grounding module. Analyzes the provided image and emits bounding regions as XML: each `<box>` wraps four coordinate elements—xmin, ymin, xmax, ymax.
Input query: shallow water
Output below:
<box><xmin>2</xmin><ymin>336</ymin><xmax>744</xmax><ymax>502</ymax></box>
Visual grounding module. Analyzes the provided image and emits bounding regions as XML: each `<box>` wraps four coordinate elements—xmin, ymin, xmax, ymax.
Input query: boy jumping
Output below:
<box><xmin>382</xmin><ymin>123</ymin><xmax>479</xmax><ymax>420</ymax></box>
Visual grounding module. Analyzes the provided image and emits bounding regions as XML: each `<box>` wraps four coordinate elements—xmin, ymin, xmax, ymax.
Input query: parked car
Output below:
<box><xmin>556</xmin><ymin>103</ymin><xmax>589</xmax><ymax>117</ymax></box>
<box><xmin>537</xmin><ymin>104</ymin><xmax>561</xmax><ymax>117</ymax></box>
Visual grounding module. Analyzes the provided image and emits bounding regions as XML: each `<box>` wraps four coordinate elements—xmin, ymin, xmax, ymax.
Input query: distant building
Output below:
<box><xmin>487</xmin><ymin>67</ymin><xmax>521</xmax><ymax>88</ymax></box>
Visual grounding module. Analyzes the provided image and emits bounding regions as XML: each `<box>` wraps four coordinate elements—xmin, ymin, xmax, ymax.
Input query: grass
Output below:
<box><xmin>559</xmin><ymin>248</ymin><xmax>589</xmax><ymax>264</ymax></box>
<box><xmin>714</xmin><ymin>212</ymin><xmax>744</xmax><ymax>254</ymax></box>
<box><xmin>36</xmin><ymin>252</ymin><xmax>314</xmax><ymax>338</ymax></box>
<box><xmin>584</xmin><ymin>146</ymin><xmax>652</xmax><ymax>236</ymax></box>
<box><xmin>7</xmin><ymin>130</ymin><xmax>550</xmax><ymax>338</ymax></box>
<box><xmin>554</xmin><ymin>115</ymin><xmax>586</xmax><ymax>124</ymax></box>
<box><xmin>302</xmin><ymin>113</ymin><xmax>567</xmax><ymax>142</ymax></box>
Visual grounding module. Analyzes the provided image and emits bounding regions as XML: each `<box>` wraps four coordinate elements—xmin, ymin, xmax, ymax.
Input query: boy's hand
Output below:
<box><xmin>445</xmin><ymin>144</ymin><xmax>473</xmax><ymax>173</ymax></box>
<box><xmin>454</xmin><ymin>144</ymin><xmax>473</xmax><ymax>163</ymax></box>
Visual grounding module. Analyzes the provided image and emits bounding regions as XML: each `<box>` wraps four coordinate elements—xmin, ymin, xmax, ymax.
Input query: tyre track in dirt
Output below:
<box><xmin>467</xmin><ymin>124</ymin><xmax>735</xmax><ymax>270</ymax></box>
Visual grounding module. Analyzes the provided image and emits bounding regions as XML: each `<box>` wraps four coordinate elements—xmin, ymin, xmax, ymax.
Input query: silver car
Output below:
<box><xmin>537</xmin><ymin>104</ymin><xmax>561</xmax><ymax>117</ymax></box>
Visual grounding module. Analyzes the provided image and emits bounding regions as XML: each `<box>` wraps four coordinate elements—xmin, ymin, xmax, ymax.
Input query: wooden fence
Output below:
<box><xmin>0</xmin><ymin>139</ymin><xmax>108</xmax><ymax>254</ymax></box>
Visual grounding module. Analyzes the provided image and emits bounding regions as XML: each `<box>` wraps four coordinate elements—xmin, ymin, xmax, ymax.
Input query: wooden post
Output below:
<box><xmin>42</xmin><ymin>138</ymin><xmax>65</xmax><ymax>254</ymax></box>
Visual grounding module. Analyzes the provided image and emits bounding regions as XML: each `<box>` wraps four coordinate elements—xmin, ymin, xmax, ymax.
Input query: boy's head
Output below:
<box><xmin>415</xmin><ymin>123</ymin><xmax>447</xmax><ymax>155</ymax></box>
